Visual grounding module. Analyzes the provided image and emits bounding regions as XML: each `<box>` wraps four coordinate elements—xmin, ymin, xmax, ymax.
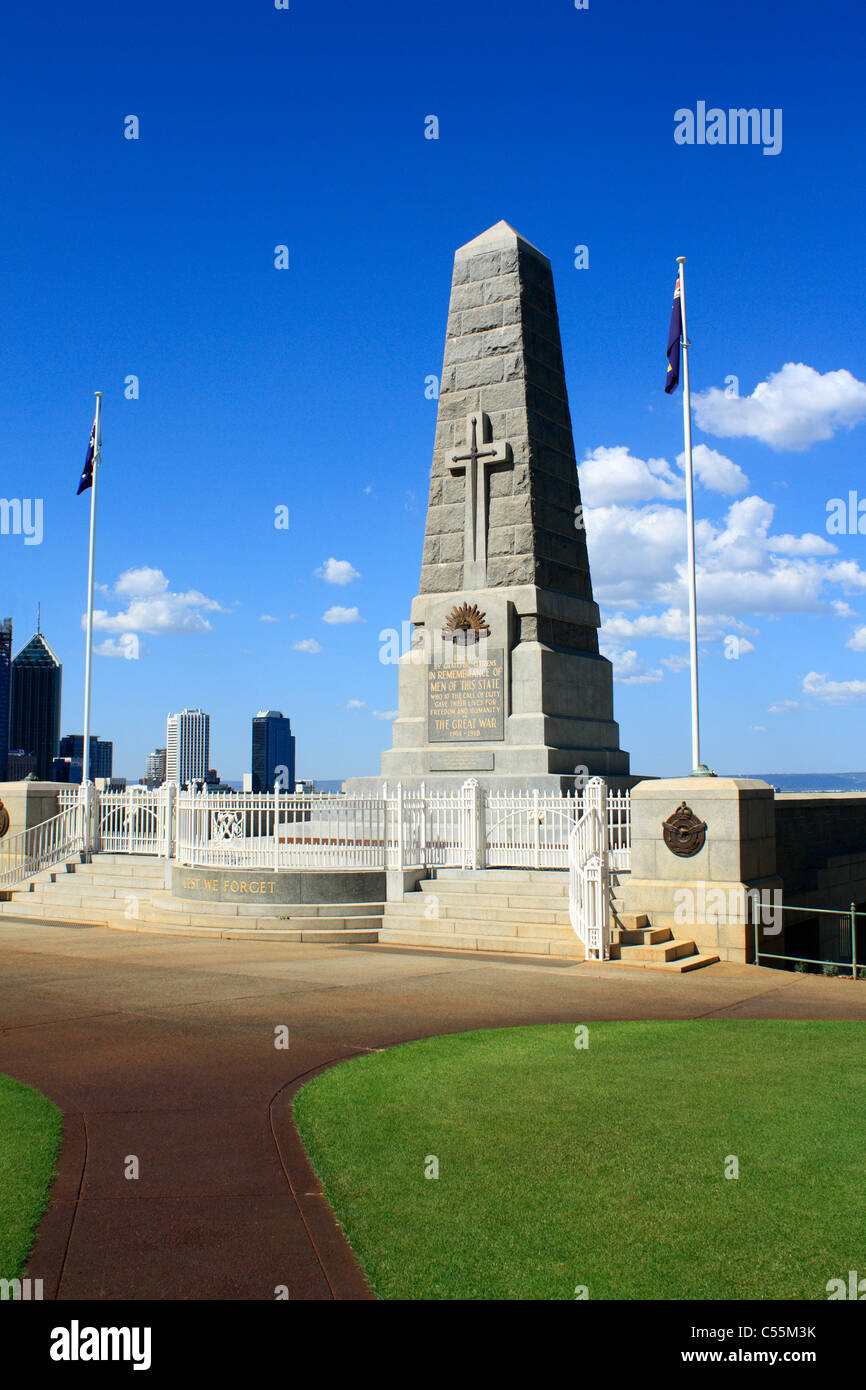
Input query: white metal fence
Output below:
<box><xmin>53</xmin><ymin>779</ymin><xmax>630</xmax><ymax>876</ymax></box>
<box><xmin>13</xmin><ymin>779</ymin><xmax>632</xmax><ymax>949</ymax></box>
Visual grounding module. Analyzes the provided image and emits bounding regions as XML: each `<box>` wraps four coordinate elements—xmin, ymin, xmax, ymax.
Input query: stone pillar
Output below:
<box><xmin>0</xmin><ymin>780</ymin><xmax>61</xmax><ymax>841</ymax></box>
<box><xmin>615</xmin><ymin>777</ymin><xmax>782</xmax><ymax>963</ymax></box>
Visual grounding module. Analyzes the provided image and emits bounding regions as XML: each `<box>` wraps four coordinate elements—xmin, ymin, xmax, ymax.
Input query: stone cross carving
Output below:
<box><xmin>450</xmin><ymin>413</ymin><xmax>513</xmax><ymax>587</ymax></box>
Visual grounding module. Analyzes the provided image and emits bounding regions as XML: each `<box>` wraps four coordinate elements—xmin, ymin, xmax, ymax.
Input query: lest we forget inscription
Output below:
<box><xmin>427</xmin><ymin>649</ymin><xmax>505</xmax><ymax>742</ymax></box>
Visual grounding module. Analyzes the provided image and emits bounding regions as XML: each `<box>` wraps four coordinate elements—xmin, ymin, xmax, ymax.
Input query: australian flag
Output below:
<box><xmin>77</xmin><ymin>420</ymin><xmax>97</xmax><ymax>495</ymax></box>
<box><xmin>665</xmin><ymin>276</ymin><xmax>682</xmax><ymax>394</ymax></box>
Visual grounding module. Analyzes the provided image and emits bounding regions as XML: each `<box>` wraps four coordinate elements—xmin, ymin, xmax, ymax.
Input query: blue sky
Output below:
<box><xmin>2</xmin><ymin>0</ymin><xmax>865</xmax><ymax>781</ymax></box>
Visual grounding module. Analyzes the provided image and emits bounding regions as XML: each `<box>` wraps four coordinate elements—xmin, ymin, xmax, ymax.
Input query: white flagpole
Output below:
<box><xmin>676</xmin><ymin>257</ymin><xmax>703</xmax><ymax>774</ymax></box>
<box><xmin>81</xmin><ymin>391</ymin><xmax>102</xmax><ymax>789</ymax></box>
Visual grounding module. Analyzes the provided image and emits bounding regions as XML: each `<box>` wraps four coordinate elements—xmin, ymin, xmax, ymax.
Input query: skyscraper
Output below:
<box><xmin>58</xmin><ymin>734</ymin><xmax>113</xmax><ymax>783</ymax></box>
<box><xmin>165</xmin><ymin>709</ymin><xmax>210</xmax><ymax>785</ymax></box>
<box><xmin>10</xmin><ymin>631</ymin><xmax>62</xmax><ymax>781</ymax></box>
<box><xmin>144</xmin><ymin>748</ymin><xmax>166</xmax><ymax>788</ymax></box>
<box><xmin>0</xmin><ymin>618</ymin><xmax>12</xmax><ymax>781</ymax></box>
<box><xmin>251</xmin><ymin>710</ymin><xmax>296</xmax><ymax>793</ymax></box>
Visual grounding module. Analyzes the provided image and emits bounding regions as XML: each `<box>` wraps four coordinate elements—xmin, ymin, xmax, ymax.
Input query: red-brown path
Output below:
<box><xmin>2</xmin><ymin>921</ymin><xmax>864</xmax><ymax>1301</ymax></box>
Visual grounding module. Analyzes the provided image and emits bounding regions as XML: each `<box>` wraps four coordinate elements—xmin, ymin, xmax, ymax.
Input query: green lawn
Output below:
<box><xmin>0</xmin><ymin>1074</ymin><xmax>62</xmax><ymax>1290</ymax></box>
<box><xmin>294</xmin><ymin>1021</ymin><xmax>866</xmax><ymax>1300</ymax></box>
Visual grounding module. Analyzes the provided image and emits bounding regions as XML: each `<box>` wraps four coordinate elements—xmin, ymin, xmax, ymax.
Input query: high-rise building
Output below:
<box><xmin>251</xmin><ymin>710</ymin><xmax>296</xmax><ymax>793</ymax></box>
<box><xmin>8</xmin><ymin>749</ymin><xmax>36</xmax><ymax>779</ymax></box>
<box><xmin>10</xmin><ymin>631</ymin><xmax>62</xmax><ymax>781</ymax></box>
<box><xmin>0</xmin><ymin>618</ymin><xmax>12</xmax><ymax>781</ymax></box>
<box><xmin>57</xmin><ymin>734</ymin><xmax>113</xmax><ymax>784</ymax></box>
<box><xmin>144</xmin><ymin>748</ymin><xmax>166</xmax><ymax>788</ymax></box>
<box><xmin>165</xmin><ymin>708</ymin><xmax>210</xmax><ymax>785</ymax></box>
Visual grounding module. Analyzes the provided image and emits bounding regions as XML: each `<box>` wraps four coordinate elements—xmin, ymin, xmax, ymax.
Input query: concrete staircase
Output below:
<box><xmin>0</xmin><ymin>854</ymin><xmax>382</xmax><ymax>942</ymax></box>
<box><xmin>378</xmin><ymin>868</ymin><xmax>584</xmax><ymax>958</ymax></box>
<box><xmin>610</xmin><ymin>911</ymin><xmax>720</xmax><ymax>973</ymax></box>
<box><xmin>379</xmin><ymin>870</ymin><xmax>719</xmax><ymax>969</ymax></box>
<box><xmin>0</xmin><ymin>855</ymin><xmax>720</xmax><ymax>969</ymax></box>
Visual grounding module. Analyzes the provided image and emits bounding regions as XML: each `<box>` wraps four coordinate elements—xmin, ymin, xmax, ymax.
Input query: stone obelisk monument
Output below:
<box><xmin>352</xmin><ymin>221</ymin><xmax>629</xmax><ymax>793</ymax></box>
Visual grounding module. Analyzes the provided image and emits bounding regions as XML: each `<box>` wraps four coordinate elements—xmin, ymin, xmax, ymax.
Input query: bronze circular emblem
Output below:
<box><xmin>662</xmin><ymin>801</ymin><xmax>707</xmax><ymax>858</ymax></box>
<box><xmin>442</xmin><ymin>602</ymin><xmax>491</xmax><ymax>643</ymax></box>
<box><xmin>0</xmin><ymin>799</ymin><xmax>9</xmax><ymax>839</ymax></box>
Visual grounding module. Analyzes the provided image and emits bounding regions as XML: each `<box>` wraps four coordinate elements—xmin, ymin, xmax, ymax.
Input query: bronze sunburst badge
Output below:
<box><xmin>442</xmin><ymin>602</ymin><xmax>491</xmax><ymax>642</ymax></box>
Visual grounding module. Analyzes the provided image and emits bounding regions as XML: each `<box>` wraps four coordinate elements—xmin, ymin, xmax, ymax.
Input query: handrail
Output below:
<box><xmin>0</xmin><ymin>802</ymin><xmax>87</xmax><ymax>890</ymax></box>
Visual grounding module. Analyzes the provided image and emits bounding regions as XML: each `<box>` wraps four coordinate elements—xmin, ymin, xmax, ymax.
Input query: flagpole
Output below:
<box><xmin>81</xmin><ymin>392</ymin><xmax>102</xmax><ymax>791</ymax></box>
<box><xmin>676</xmin><ymin>258</ymin><xmax>704</xmax><ymax>775</ymax></box>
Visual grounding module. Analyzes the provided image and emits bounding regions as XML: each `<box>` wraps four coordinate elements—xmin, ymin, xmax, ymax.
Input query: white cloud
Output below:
<box><xmin>259</xmin><ymin>614</ymin><xmax>279</xmax><ymax>623</ymax></box>
<box><xmin>90</xmin><ymin>568</ymin><xmax>225</xmax><ymax>635</ymax></box>
<box><xmin>846</xmin><ymin>626</ymin><xmax>866</xmax><ymax>652</ymax></box>
<box><xmin>693</xmin><ymin>363</ymin><xmax>866</xmax><ymax>451</ymax></box>
<box><xmin>95</xmin><ymin>634</ymin><xmax>141</xmax><ymax>659</ymax></box>
<box><xmin>347</xmin><ymin>699</ymin><xmax>366</xmax><ymax>709</ymax></box>
<box><xmin>832</xmin><ymin>600</ymin><xmax>856</xmax><ymax>618</ymax></box>
<box><xmin>580</xmin><ymin>446</ymin><xmax>682</xmax><ymax>506</ymax></box>
<box><xmin>678</xmin><ymin>444</ymin><xmax>748</xmax><ymax>496</ymax></box>
<box><xmin>323</xmin><ymin>606</ymin><xmax>365</xmax><ymax>625</ymax></box>
<box><xmin>803</xmin><ymin>671</ymin><xmax>866</xmax><ymax>704</ymax></box>
<box><xmin>767</xmin><ymin>533</ymin><xmax>837</xmax><ymax>556</ymax></box>
<box><xmin>292</xmin><ymin>638</ymin><xmax>323</xmax><ymax>654</ymax></box>
<box><xmin>586</xmin><ymin>504</ymin><xmax>686</xmax><ymax>605</ymax></box>
<box><xmin>661</xmin><ymin>653</ymin><xmax>691</xmax><ymax>673</ymax></box>
<box><xmin>768</xmin><ymin>699</ymin><xmax>799</xmax><ymax>713</ymax></box>
<box><xmin>601</xmin><ymin>645</ymin><xmax>663</xmax><ymax>685</ymax></box>
<box><xmin>372</xmin><ymin>709</ymin><xmax>399</xmax><ymax>720</ymax></box>
<box><xmin>825</xmin><ymin>561</ymin><xmax>866</xmax><ymax>593</ymax></box>
<box><xmin>586</xmin><ymin>492</ymin><xmax>866</xmax><ymax>618</ymax></box>
<box><xmin>113</xmin><ymin>566</ymin><xmax>169</xmax><ymax>598</ymax></box>
<box><xmin>602</xmin><ymin>608</ymin><xmax>744</xmax><ymax>643</ymax></box>
<box><xmin>748</xmin><ymin>725</ymin><xmax>767</xmax><ymax>733</ymax></box>
<box><xmin>315</xmin><ymin>558</ymin><xmax>360</xmax><ymax>585</ymax></box>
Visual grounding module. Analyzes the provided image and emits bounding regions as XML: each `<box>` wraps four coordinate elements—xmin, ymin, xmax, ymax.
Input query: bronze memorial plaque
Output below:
<box><xmin>427</xmin><ymin>649</ymin><xmax>505</xmax><ymax>742</ymax></box>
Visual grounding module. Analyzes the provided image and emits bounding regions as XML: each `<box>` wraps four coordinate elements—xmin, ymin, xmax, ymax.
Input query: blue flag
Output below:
<box><xmin>665</xmin><ymin>277</ymin><xmax>682</xmax><ymax>394</ymax></box>
<box><xmin>77</xmin><ymin>421</ymin><xmax>97</xmax><ymax>495</ymax></box>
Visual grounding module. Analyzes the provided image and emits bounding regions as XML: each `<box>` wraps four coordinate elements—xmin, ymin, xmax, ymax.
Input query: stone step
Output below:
<box><xmin>383</xmin><ymin>911</ymin><xmax>577</xmax><ymax>941</ymax></box>
<box><xmin>109</xmin><ymin>921</ymin><xmax>380</xmax><ymax>943</ymax></box>
<box><xmin>11</xmin><ymin>883</ymin><xmax>384</xmax><ymax>920</ymax></box>
<box><xmin>616</xmin><ymin>926</ymin><xmax>673</xmax><ymax>947</ymax></box>
<box><xmin>616</xmin><ymin>912</ymin><xmax>649</xmax><ymax>931</ymax></box>
<box><xmin>11</xmin><ymin>884</ymin><xmax>163</xmax><ymax>905</ymax></box>
<box><xmin>377</xmin><ymin>924</ymin><xmax>582</xmax><ymax>958</ymax></box>
<box><xmin>398</xmin><ymin>898</ymin><xmax>571</xmax><ymax>926</ymax></box>
<box><xmin>420</xmin><ymin>873</ymin><xmax>568</xmax><ymax>895</ymax></box>
<box><xmin>84</xmin><ymin>854</ymin><xmax>164</xmax><ymax>865</ymax></box>
<box><xmin>410</xmin><ymin>888</ymin><xmax>569</xmax><ymax>911</ymax></box>
<box><xmin>0</xmin><ymin>901</ymin><xmax>112</xmax><ymax>925</ymax></box>
<box><xmin>60</xmin><ymin>869</ymin><xmax>168</xmax><ymax>885</ymax></box>
<box><xmin>619</xmin><ymin>938</ymin><xmax>698</xmax><ymax>963</ymax></box>
<box><xmin>0</xmin><ymin>896</ymin><xmax>382</xmax><ymax>929</ymax></box>
<box><xmin>617</xmin><ymin>952</ymin><xmax>721</xmax><ymax>974</ymax></box>
<box><xmin>134</xmin><ymin>905</ymin><xmax>383</xmax><ymax>931</ymax></box>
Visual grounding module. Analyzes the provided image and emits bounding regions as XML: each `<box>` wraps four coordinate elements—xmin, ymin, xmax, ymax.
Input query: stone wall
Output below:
<box><xmin>774</xmin><ymin>794</ymin><xmax>866</xmax><ymax>898</ymax></box>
